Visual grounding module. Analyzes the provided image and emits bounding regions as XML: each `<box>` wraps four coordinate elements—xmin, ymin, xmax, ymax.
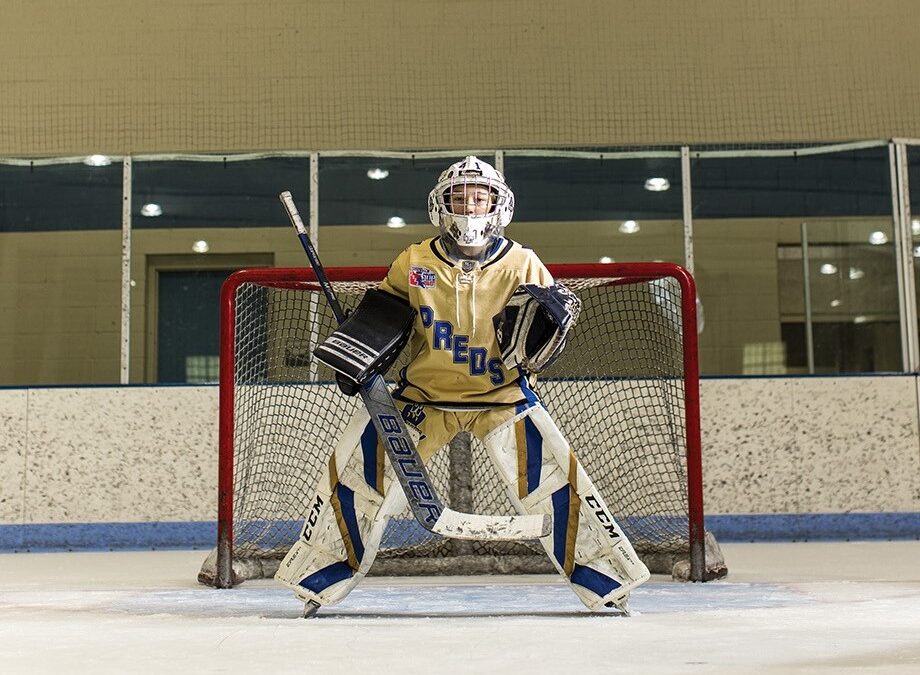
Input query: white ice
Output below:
<box><xmin>1</xmin><ymin>542</ymin><xmax>919</xmax><ymax>674</ymax></box>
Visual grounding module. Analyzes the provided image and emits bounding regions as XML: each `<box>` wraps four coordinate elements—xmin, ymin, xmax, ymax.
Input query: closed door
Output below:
<box><xmin>157</xmin><ymin>269</ymin><xmax>234</xmax><ymax>383</ymax></box>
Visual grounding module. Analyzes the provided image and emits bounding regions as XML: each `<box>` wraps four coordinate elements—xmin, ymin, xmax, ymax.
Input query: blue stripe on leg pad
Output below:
<box><xmin>551</xmin><ymin>486</ymin><xmax>570</xmax><ymax>568</ymax></box>
<box><xmin>571</xmin><ymin>564</ymin><xmax>621</xmax><ymax>598</ymax></box>
<box><xmin>523</xmin><ymin>416</ymin><xmax>543</xmax><ymax>495</ymax></box>
<box><xmin>299</xmin><ymin>561</ymin><xmax>354</xmax><ymax>594</ymax></box>
<box><xmin>360</xmin><ymin>422</ymin><xmax>379</xmax><ymax>491</ymax></box>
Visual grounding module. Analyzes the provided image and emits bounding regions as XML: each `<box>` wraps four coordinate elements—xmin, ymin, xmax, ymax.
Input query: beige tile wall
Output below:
<box><xmin>0</xmin><ymin>377</ymin><xmax>918</xmax><ymax>527</ymax></box>
<box><xmin>0</xmin><ymin>389</ymin><xmax>27</xmax><ymax>523</ymax></box>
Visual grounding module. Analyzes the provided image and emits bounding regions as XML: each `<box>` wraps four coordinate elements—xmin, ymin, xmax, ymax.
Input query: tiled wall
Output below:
<box><xmin>701</xmin><ymin>377</ymin><xmax>920</xmax><ymax>514</ymax></box>
<box><xmin>0</xmin><ymin>386</ymin><xmax>216</xmax><ymax>526</ymax></box>
<box><xmin>1</xmin><ymin>377</ymin><xmax>918</xmax><ymax>546</ymax></box>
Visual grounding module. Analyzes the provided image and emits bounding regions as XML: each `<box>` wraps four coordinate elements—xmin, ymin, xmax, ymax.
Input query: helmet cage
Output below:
<box><xmin>427</xmin><ymin>157</ymin><xmax>515</xmax><ymax>257</ymax></box>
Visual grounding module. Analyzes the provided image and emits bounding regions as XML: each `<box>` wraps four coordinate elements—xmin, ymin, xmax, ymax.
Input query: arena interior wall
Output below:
<box><xmin>1</xmin><ymin>377</ymin><xmax>918</xmax><ymax>551</ymax></box>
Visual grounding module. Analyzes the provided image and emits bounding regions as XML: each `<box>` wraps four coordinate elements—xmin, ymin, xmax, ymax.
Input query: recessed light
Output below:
<box><xmin>140</xmin><ymin>203</ymin><xmax>162</xmax><ymax>217</ymax></box>
<box><xmin>853</xmin><ymin>315</ymin><xmax>868</xmax><ymax>324</ymax></box>
<box><xmin>599</xmin><ymin>256</ymin><xmax>614</xmax><ymax>264</ymax></box>
<box><xmin>913</xmin><ymin>219</ymin><xmax>920</xmax><ymax>236</ymax></box>
<box><xmin>618</xmin><ymin>220</ymin><xmax>640</xmax><ymax>234</ymax></box>
<box><xmin>83</xmin><ymin>154</ymin><xmax>111</xmax><ymax>167</ymax></box>
<box><xmin>367</xmin><ymin>168</ymin><xmax>390</xmax><ymax>180</ymax></box>
<box><xmin>868</xmin><ymin>231</ymin><xmax>888</xmax><ymax>245</ymax></box>
<box><xmin>830</xmin><ymin>299</ymin><xmax>841</xmax><ymax>308</ymax></box>
<box><xmin>819</xmin><ymin>263</ymin><xmax>837</xmax><ymax>275</ymax></box>
<box><xmin>387</xmin><ymin>216</ymin><xmax>406</xmax><ymax>228</ymax></box>
<box><xmin>192</xmin><ymin>240</ymin><xmax>209</xmax><ymax>253</ymax></box>
<box><xmin>848</xmin><ymin>267</ymin><xmax>865</xmax><ymax>280</ymax></box>
<box><xmin>644</xmin><ymin>177</ymin><xmax>670</xmax><ymax>192</ymax></box>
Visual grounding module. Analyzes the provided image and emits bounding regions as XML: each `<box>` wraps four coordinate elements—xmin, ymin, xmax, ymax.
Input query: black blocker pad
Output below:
<box><xmin>313</xmin><ymin>289</ymin><xmax>416</xmax><ymax>386</ymax></box>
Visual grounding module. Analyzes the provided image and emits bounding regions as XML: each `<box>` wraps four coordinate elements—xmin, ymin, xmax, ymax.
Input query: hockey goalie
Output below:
<box><xmin>275</xmin><ymin>156</ymin><xmax>650</xmax><ymax>615</ymax></box>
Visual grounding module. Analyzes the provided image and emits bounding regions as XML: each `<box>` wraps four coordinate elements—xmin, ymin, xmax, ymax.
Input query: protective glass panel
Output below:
<box><xmin>0</xmin><ymin>161</ymin><xmax>122</xmax><ymax>385</ymax></box>
<box><xmin>503</xmin><ymin>154</ymin><xmax>685</xmax><ymax>265</ymax></box>
<box><xmin>131</xmin><ymin>158</ymin><xmax>309</xmax><ymax>383</ymax></box>
<box><xmin>318</xmin><ymin>156</ymin><xmax>450</xmax><ymax>267</ymax></box>
<box><xmin>692</xmin><ymin>146</ymin><xmax>897</xmax><ymax>375</ymax></box>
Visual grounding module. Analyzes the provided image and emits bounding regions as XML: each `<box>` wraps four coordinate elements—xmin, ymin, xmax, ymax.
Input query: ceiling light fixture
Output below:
<box><xmin>618</xmin><ymin>220</ymin><xmax>640</xmax><ymax>234</ymax></box>
<box><xmin>819</xmin><ymin>263</ymin><xmax>837</xmax><ymax>275</ymax></box>
<box><xmin>644</xmin><ymin>177</ymin><xmax>670</xmax><ymax>192</ymax></box>
<box><xmin>367</xmin><ymin>168</ymin><xmax>389</xmax><ymax>180</ymax></box>
<box><xmin>83</xmin><ymin>154</ymin><xmax>111</xmax><ymax>167</ymax></box>
<box><xmin>192</xmin><ymin>240</ymin><xmax>209</xmax><ymax>253</ymax></box>
<box><xmin>140</xmin><ymin>203</ymin><xmax>162</xmax><ymax>217</ymax></box>
<box><xmin>599</xmin><ymin>256</ymin><xmax>614</xmax><ymax>264</ymax></box>
<box><xmin>868</xmin><ymin>231</ymin><xmax>888</xmax><ymax>245</ymax></box>
<box><xmin>848</xmin><ymin>267</ymin><xmax>865</xmax><ymax>280</ymax></box>
<box><xmin>387</xmin><ymin>216</ymin><xmax>406</xmax><ymax>228</ymax></box>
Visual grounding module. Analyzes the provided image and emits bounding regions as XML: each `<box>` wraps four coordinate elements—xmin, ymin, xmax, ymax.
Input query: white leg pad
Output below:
<box><xmin>483</xmin><ymin>404</ymin><xmax>650</xmax><ymax>611</ymax></box>
<box><xmin>274</xmin><ymin>408</ymin><xmax>407</xmax><ymax>607</ymax></box>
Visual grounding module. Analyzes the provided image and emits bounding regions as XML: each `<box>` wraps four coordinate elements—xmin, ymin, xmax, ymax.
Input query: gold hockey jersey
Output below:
<box><xmin>379</xmin><ymin>236</ymin><xmax>553</xmax><ymax>408</ymax></box>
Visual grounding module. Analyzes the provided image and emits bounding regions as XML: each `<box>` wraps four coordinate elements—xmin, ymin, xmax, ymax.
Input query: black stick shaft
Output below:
<box><xmin>279</xmin><ymin>191</ymin><xmax>346</xmax><ymax>324</ymax></box>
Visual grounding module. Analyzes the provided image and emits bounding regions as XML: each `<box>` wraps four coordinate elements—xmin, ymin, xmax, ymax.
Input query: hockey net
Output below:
<box><xmin>198</xmin><ymin>263</ymin><xmax>725</xmax><ymax>587</ymax></box>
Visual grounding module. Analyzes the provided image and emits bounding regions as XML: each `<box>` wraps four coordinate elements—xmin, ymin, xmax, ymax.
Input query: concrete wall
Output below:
<box><xmin>1</xmin><ymin>377</ymin><xmax>918</xmax><ymax>550</ymax></box>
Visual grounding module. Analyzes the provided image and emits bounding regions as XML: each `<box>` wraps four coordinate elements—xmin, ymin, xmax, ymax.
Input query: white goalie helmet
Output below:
<box><xmin>428</xmin><ymin>156</ymin><xmax>515</xmax><ymax>260</ymax></box>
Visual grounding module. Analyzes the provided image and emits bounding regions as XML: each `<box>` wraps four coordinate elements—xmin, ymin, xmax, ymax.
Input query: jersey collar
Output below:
<box><xmin>431</xmin><ymin>236</ymin><xmax>510</xmax><ymax>269</ymax></box>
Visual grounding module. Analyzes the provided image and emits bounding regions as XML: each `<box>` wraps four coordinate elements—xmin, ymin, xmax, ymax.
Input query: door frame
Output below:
<box><xmin>144</xmin><ymin>253</ymin><xmax>274</xmax><ymax>382</ymax></box>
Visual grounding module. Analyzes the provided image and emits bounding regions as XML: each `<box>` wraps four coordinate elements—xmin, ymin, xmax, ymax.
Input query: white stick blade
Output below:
<box><xmin>432</xmin><ymin>510</ymin><xmax>551</xmax><ymax>541</ymax></box>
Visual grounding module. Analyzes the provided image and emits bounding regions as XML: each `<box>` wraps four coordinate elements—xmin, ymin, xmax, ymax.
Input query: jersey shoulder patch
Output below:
<box><xmin>408</xmin><ymin>265</ymin><xmax>437</xmax><ymax>288</ymax></box>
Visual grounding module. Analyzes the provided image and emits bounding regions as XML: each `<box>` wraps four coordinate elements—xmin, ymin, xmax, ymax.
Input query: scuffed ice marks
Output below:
<box><xmin>91</xmin><ymin>581</ymin><xmax>811</xmax><ymax>619</ymax></box>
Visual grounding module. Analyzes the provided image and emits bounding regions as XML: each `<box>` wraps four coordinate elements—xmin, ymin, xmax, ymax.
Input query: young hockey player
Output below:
<box><xmin>276</xmin><ymin>156</ymin><xmax>650</xmax><ymax>615</ymax></box>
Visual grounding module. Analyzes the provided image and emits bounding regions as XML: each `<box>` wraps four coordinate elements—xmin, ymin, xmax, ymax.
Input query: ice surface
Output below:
<box><xmin>1</xmin><ymin>543</ymin><xmax>919</xmax><ymax>674</ymax></box>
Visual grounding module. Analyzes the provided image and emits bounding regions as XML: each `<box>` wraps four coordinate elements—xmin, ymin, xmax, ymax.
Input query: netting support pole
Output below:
<box><xmin>309</xmin><ymin>153</ymin><xmax>319</xmax><ymax>249</ymax></box>
<box><xmin>680</xmin><ymin>147</ymin><xmax>695</xmax><ymax>276</ymax></box>
<box><xmin>800</xmin><ymin>222</ymin><xmax>816</xmax><ymax>374</ymax></box>
<box><xmin>308</xmin><ymin>153</ymin><xmax>321</xmax><ymax>381</ymax></box>
<box><xmin>119</xmin><ymin>156</ymin><xmax>132</xmax><ymax>384</ymax></box>
<box><xmin>890</xmin><ymin>142</ymin><xmax>919</xmax><ymax>372</ymax></box>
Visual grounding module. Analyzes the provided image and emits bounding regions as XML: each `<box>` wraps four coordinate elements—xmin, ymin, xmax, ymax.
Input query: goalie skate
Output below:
<box><xmin>302</xmin><ymin>599</ymin><xmax>321</xmax><ymax>619</ymax></box>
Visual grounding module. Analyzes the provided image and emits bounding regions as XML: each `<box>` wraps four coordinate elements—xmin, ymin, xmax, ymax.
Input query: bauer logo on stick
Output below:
<box><xmin>408</xmin><ymin>266</ymin><xmax>436</xmax><ymax>289</ymax></box>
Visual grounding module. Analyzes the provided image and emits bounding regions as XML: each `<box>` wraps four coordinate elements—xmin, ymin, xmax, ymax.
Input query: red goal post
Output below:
<box><xmin>203</xmin><ymin>262</ymin><xmax>720</xmax><ymax>588</ymax></box>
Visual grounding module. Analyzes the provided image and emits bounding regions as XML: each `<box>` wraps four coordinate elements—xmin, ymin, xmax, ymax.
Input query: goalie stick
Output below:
<box><xmin>280</xmin><ymin>191</ymin><xmax>551</xmax><ymax>541</ymax></box>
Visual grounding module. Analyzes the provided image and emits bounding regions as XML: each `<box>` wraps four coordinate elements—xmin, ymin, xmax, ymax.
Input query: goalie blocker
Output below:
<box><xmin>313</xmin><ymin>288</ymin><xmax>416</xmax><ymax>394</ymax></box>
